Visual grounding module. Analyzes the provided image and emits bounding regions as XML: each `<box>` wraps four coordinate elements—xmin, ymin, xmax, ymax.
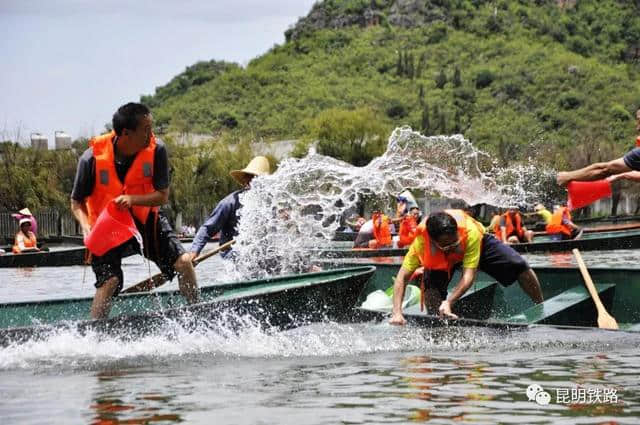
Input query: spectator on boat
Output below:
<box><xmin>11</xmin><ymin>208</ymin><xmax>38</xmax><ymax>236</ymax></box>
<box><xmin>534</xmin><ymin>203</ymin><xmax>552</xmax><ymax>225</ymax></box>
<box><xmin>546</xmin><ymin>205</ymin><xmax>583</xmax><ymax>241</ymax></box>
<box><xmin>389</xmin><ymin>209</ymin><xmax>544</xmax><ymax>325</ymax></box>
<box><xmin>494</xmin><ymin>206</ymin><xmax>533</xmax><ymax>244</ymax></box>
<box><xmin>397</xmin><ymin>205</ymin><xmax>421</xmax><ymax>249</ymax></box>
<box><xmin>354</xmin><ymin>192</ymin><xmax>417</xmax><ymax>249</ymax></box>
<box><xmin>353</xmin><ymin>217</ymin><xmax>374</xmax><ymax>247</ymax></box>
<box><xmin>188</xmin><ymin>156</ymin><xmax>271</xmax><ymax>260</ymax></box>
<box><xmin>345</xmin><ymin>214</ymin><xmax>366</xmax><ymax>233</ymax></box>
<box><xmin>394</xmin><ymin>190</ymin><xmax>422</xmax><ymax>248</ymax></box>
<box><xmin>12</xmin><ymin>218</ymin><xmax>40</xmax><ymax>254</ymax></box>
<box><xmin>70</xmin><ymin>102</ymin><xmax>199</xmax><ymax>319</ymax></box>
<box><xmin>557</xmin><ymin>108</ymin><xmax>640</xmax><ymax>185</ymax></box>
<box><xmin>353</xmin><ymin>213</ymin><xmax>398</xmax><ymax>248</ymax></box>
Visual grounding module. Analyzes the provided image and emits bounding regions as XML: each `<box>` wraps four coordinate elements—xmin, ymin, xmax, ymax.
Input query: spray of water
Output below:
<box><xmin>229</xmin><ymin>127</ymin><xmax>561</xmax><ymax>278</ymax></box>
<box><xmin>1</xmin><ymin>317</ymin><xmax>637</xmax><ymax>372</ymax></box>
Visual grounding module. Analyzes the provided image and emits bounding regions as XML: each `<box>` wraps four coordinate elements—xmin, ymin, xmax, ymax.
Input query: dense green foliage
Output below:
<box><xmin>162</xmin><ymin>136</ymin><xmax>268</xmax><ymax>225</ymax></box>
<box><xmin>145</xmin><ymin>0</ymin><xmax>640</xmax><ymax>169</ymax></box>
<box><xmin>2</xmin><ymin>0</ymin><xmax>640</xmax><ymax>219</ymax></box>
<box><xmin>0</xmin><ymin>142</ymin><xmax>78</xmax><ymax>211</ymax></box>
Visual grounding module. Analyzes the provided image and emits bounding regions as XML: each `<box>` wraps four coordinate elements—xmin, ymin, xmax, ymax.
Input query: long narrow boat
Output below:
<box><xmin>335</xmin><ymin>220</ymin><xmax>640</xmax><ymax>242</ymax></box>
<box><xmin>320</xmin><ymin>228</ymin><xmax>640</xmax><ymax>257</ymax></box>
<box><xmin>0</xmin><ymin>266</ymin><xmax>375</xmax><ymax>346</ymax></box>
<box><xmin>331</xmin><ymin>256</ymin><xmax>640</xmax><ymax>332</ymax></box>
<box><xmin>0</xmin><ymin>246</ymin><xmax>87</xmax><ymax>268</ymax></box>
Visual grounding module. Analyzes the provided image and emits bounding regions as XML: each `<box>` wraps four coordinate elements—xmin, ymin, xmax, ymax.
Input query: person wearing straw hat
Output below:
<box><xmin>188</xmin><ymin>156</ymin><xmax>271</xmax><ymax>260</ymax></box>
<box><xmin>11</xmin><ymin>207</ymin><xmax>38</xmax><ymax>236</ymax></box>
<box><xmin>70</xmin><ymin>102</ymin><xmax>199</xmax><ymax>319</ymax></box>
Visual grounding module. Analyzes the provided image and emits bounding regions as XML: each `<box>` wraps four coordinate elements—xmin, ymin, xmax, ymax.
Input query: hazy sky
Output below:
<box><xmin>0</xmin><ymin>0</ymin><xmax>317</xmax><ymax>145</ymax></box>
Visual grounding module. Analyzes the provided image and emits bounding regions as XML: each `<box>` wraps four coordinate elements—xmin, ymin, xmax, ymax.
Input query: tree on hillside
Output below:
<box><xmin>435</xmin><ymin>69</ymin><xmax>447</xmax><ymax>89</ymax></box>
<box><xmin>293</xmin><ymin>107</ymin><xmax>390</xmax><ymax>166</ymax></box>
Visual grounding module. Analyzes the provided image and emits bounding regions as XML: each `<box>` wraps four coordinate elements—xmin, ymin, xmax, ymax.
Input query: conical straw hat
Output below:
<box><xmin>19</xmin><ymin>208</ymin><xmax>32</xmax><ymax>216</ymax></box>
<box><xmin>230</xmin><ymin>156</ymin><xmax>271</xmax><ymax>186</ymax></box>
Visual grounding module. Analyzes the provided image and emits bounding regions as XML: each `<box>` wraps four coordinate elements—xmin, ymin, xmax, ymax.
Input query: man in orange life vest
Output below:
<box><xmin>545</xmin><ymin>205</ymin><xmax>583</xmax><ymax>241</ymax></box>
<box><xmin>396</xmin><ymin>190</ymin><xmax>421</xmax><ymax>248</ymax></box>
<box><xmin>390</xmin><ymin>209</ymin><xmax>543</xmax><ymax>324</ymax></box>
<box><xmin>557</xmin><ymin>108</ymin><xmax>640</xmax><ymax>185</ymax></box>
<box><xmin>71</xmin><ymin>103</ymin><xmax>198</xmax><ymax>319</ymax></box>
<box><xmin>494</xmin><ymin>206</ymin><xmax>533</xmax><ymax>244</ymax></box>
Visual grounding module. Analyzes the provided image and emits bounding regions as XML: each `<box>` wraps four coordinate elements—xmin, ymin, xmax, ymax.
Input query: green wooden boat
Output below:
<box><xmin>0</xmin><ymin>266</ymin><xmax>375</xmax><ymax>346</ymax></box>
<box><xmin>318</xmin><ymin>228</ymin><xmax>640</xmax><ymax>258</ymax></box>
<box><xmin>332</xmin><ymin>257</ymin><xmax>640</xmax><ymax>332</ymax></box>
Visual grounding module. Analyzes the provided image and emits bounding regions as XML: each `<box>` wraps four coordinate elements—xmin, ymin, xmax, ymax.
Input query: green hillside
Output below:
<box><xmin>143</xmin><ymin>0</ymin><xmax>640</xmax><ymax>169</ymax></box>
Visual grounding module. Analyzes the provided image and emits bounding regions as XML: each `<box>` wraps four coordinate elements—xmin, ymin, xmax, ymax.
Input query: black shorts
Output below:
<box><xmin>91</xmin><ymin>211</ymin><xmax>185</xmax><ymax>294</ymax></box>
<box><xmin>424</xmin><ymin>234</ymin><xmax>529</xmax><ymax>293</ymax></box>
<box><xmin>478</xmin><ymin>234</ymin><xmax>530</xmax><ymax>285</ymax></box>
<box><xmin>422</xmin><ymin>269</ymin><xmax>454</xmax><ymax>301</ymax></box>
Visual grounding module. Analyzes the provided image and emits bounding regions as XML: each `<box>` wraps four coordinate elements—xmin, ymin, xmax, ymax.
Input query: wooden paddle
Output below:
<box><xmin>121</xmin><ymin>239</ymin><xmax>235</xmax><ymax>294</ymax></box>
<box><xmin>572</xmin><ymin>248</ymin><xmax>618</xmax><ymax>330</ymax></box>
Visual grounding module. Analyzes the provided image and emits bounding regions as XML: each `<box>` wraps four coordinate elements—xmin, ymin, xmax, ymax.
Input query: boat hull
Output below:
<box><xmin>0</xmin><ymin>266</ymin><xmax>376</xmax><ymax>346</ymax></box>
<box><xmin>326</xmin><ymin>257</ymin><xmax>640</xmax><ymax>331</ymax></box>
<box><xmin>0</xmin><ymin>246</ymin><xmax>87</xmax><ymax>268</ymax></box>
<box><xmin>320</xmin><ymin>229</ymin><xmax>640</xmax><ymax>257</ymax></box>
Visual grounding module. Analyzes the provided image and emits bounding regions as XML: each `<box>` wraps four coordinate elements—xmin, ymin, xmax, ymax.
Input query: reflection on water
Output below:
<box><xmin>90</xmin><ymin>370</ymin><xmax>185</xmax><ymax>425</ymax></box>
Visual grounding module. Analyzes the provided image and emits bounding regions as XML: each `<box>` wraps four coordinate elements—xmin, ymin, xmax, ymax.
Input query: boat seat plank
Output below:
<box><xmin>506</xmin><ymin>283</ymin><xmax>616</xmax><ymax>326</ymax></box>
<box><xmin>619</xmin><ymin>322</ymin><xmax>640</xmax><ymax>332</ymax></box>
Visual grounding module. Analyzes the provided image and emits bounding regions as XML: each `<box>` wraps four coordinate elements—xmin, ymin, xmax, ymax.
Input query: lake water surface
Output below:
<box><xmin>0</xmin><ymin>245</ymin><xmax>638</xmax><ymax>424</ymax></box>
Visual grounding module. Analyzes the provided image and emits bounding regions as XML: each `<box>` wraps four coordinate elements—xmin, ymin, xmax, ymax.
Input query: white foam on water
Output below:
<box><xmin>2</xmin><ymin>312</ymin><xmax>637</xmax><ymax>372</ymax></box>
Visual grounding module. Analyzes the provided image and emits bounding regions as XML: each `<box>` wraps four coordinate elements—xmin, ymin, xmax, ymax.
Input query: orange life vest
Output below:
<box><xmin>398</xmin><ymin>215</ymin><xmax>419</xmax><ymax>248</ymax></box>
<box><xmin>12</xmin><ymin>231</ymin><xmax>37</xmax><ymax>253</ymax></box>
<box><xmin>493</xmin><ymin>212</ymin><xmax>523</xmax><ymax>240</ymax></box>
<box><xmin>85</xmin><ymin>131</ymin><xmax>158</xmax><ymax>226</ymax></box>
<box><xmin>636</xmin><ymin>136</ymin><xmax>640</xmax><ymax>148</ymax></box>
<box><xmin>371</xmin><ymin>212</ymin><xmax>392</xmax><ymax>247</ymax></box>
<box><xmin>414</xmin><ymin>209</ymin><xmax>485</xmax><ymax>311</ymax></box>
<box><xmin>545</xmin><ymin>207</ymin><xmax>573</xmax><ymax>236</ymax></box>
<box><xmin>417</xmin><ymin>209</ymin><xmax>483</xmax><ymax>276</ymax></box>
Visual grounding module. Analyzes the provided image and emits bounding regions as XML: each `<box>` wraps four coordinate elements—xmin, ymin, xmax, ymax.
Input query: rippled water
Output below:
<box><xmin>1</xmin><ymin>322</ymin><xmax>638</xmax><ymax>425</ymax></box>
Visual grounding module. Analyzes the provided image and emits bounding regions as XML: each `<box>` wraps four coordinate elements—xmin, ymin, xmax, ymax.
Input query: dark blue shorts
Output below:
<box><xmin>478</xmin><ymin>233</ymin><xmax>530</xmax><ymax>285</ymax></box>
<box><xmin>423</xmin><ymin>234</ymin><xmax>530</xmax><ymax>292</ymax></box>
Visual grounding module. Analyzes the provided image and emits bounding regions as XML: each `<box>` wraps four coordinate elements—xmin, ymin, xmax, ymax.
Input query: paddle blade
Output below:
<box><xmin>567</xmin><ymin>180</ymin><xmax>612</xmax><ymax>210</ymax></box>
<box><xmin>598</xmin><ymin>312</ymin><xmax>619</xmax><ymax>330</ymax></box>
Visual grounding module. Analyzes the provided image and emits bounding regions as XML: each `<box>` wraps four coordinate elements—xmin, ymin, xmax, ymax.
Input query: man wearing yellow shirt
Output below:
<box><xmin>390</xmin><ymin>209</ymin><xmax>544</xmax><ymax>325</ymax></box>
<box><xmin>534</xmin><ymin>203</ymin><xmax>552</xmax><ymax>225</ymax></box>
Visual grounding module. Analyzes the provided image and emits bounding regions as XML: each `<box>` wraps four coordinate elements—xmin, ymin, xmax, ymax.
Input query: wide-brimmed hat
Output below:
<box><xmin>230</xmin><ymin>156</ymin><xmax>271</xmax><ymax>186</ymax></box>
<box><xmin>19</xmin><ymin>218</ymin><xmax>31</xmax><ymax>226</ymax></box>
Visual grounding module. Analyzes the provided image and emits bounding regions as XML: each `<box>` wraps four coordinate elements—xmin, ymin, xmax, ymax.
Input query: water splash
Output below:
<box><xmin>230</xmin><ymin>127</ymin><xmax>561</xmax><ymax>278</ymax></box>
<box><xmin>1</xmin><ymin>316</ymin><xmax>637</xmax><ymax>372</ymax></box>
